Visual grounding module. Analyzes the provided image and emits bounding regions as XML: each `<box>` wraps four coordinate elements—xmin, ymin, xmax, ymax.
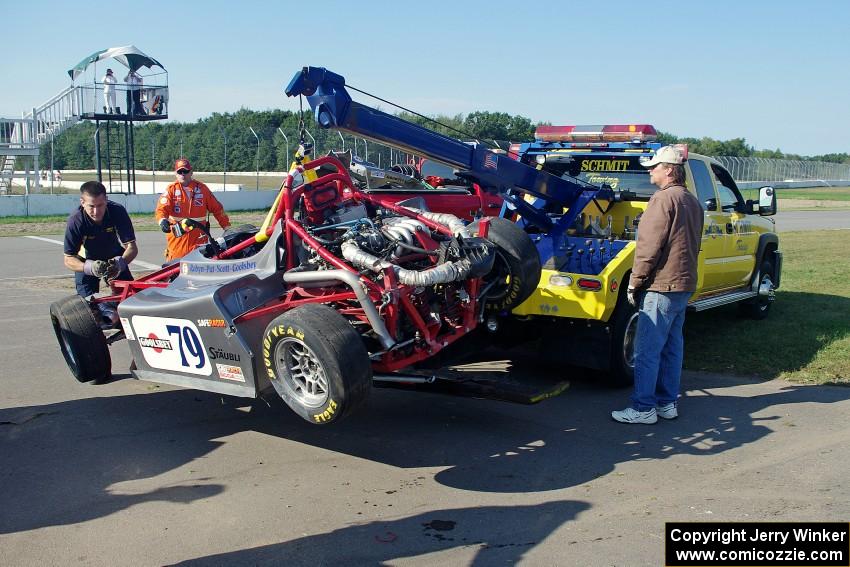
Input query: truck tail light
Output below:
<box><xmin>577</xmin><ymin>278</ymin><xmax>602</xmax><ymax>291</ymax></box>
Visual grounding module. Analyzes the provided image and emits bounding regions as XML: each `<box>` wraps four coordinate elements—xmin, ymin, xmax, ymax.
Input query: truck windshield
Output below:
<box><xmin>540</xmin><ymin>154</ymin><xmax>657</xmax><ymax>197</ymax></box>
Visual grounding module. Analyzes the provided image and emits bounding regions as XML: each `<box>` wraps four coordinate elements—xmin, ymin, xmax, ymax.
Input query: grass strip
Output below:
<box><xmin>684</xmin><ymin>230</ymin><xmax>849</xmax><ymax>384</ymax></box>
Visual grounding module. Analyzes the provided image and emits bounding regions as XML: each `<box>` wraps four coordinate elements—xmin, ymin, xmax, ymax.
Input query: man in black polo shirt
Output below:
<box><xmin>63</xmin><ymin>181</ymin><xmax>138</xmax><ymax>297</ymax></box>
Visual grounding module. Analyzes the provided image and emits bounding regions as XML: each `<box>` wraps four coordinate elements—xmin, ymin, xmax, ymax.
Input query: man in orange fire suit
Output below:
<box><xmin>155</xmin><ymin>158</ymin><xmax>231</xmax><ymax>261</ymax></box>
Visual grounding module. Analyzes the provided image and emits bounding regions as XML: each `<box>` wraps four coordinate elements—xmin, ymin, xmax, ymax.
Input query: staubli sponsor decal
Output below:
<box><xmin>208</xmin><ymin>346</ymin><xmax>240</xmax><ymax>362</ymax></box>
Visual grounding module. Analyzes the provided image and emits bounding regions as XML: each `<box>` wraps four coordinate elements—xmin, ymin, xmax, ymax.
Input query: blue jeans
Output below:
<box><xmin>631</xmin><ymin>290</ymin><xmax>691</xmax><ymax>411</ymax></box>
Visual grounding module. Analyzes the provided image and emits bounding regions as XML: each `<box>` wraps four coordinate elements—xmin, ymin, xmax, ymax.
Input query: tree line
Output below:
<box><xmin>42</xmin><ymin>108</ymin><xmax>850</xmax><ymax>171</ymax></box>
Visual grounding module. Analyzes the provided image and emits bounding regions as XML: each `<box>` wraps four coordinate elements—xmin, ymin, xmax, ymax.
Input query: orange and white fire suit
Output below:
<box><xmin>155</xmin><ymin>180</ymin><xmax>231</xmax><ymax>261</ymax></box>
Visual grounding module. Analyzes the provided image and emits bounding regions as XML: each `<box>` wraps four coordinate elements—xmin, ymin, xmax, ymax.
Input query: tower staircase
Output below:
<box><xmin>1</xmin><ymin>85</ymin><xmax>85</xmax><ymax>193</ymax></box>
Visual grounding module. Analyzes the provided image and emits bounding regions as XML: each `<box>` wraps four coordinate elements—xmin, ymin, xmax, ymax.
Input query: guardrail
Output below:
<box><xmin>71</xmin><ymin>84</ymin><xmax>169</xmax><ymax>117</ymax></box>
<box><xmin>716</xmin><ymin>156</ymin><xmax>850</xmax><ymax>185</ymax></box>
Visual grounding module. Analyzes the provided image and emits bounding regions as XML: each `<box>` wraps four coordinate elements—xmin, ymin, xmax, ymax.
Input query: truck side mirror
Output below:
<box><xmin>704</xmin><ymin>198</ymin><xmax>717</xmax><ymax>211</ymax></box>
<box><xmin>758</xmin><ymin>186</ymin><xmax>777</xmax><ymax>216</ymax></box>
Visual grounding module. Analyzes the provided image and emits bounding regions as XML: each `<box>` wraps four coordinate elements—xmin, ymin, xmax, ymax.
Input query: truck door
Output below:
<box><xmin>711</xmin><ymin>164</ymin><xmax>758</xmax><ymax>288</ymax></box>
<box><xmin>687</xmin><ymin>159</ymin><xmax>727</xmax><ymax>294</ymax></box>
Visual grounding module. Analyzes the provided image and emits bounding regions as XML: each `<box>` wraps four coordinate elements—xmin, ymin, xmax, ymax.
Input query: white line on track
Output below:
<box><xmin>24</xmin><ymin>235</ymin><xmax>64</xmax><ymax>246</ymax></box>
<box><xmin>23</xmin><ymin>235</ymin><xmax>161</xmax><ymax>270</ymax></box>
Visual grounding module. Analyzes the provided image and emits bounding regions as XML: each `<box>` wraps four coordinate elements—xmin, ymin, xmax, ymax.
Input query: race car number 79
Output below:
<box><xmin>165</xmin><ymin>325</ymin><xmax>206</xmax><ymax>369</ymax></box>
<box><xmin>132</xmin><ymin>316</ymin><xmax>213</xmax><ymax>376</ymax></box>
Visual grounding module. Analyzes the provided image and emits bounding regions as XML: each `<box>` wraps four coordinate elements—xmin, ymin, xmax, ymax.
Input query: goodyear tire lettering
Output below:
<box><xmin>313</xmin><ymin>399</ymin><xmax>338</xmax><ymax>423</ymax></box>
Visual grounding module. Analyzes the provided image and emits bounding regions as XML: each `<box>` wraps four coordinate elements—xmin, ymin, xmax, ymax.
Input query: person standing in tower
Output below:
<box><xmin>102</xmin><ymin>68</ymin><xmax>117</xmax><ymax>114</ymax></box>
<box><xmin>123</xmin><ymin>69</ymin><xmax>143</xmax><ymax>115</ymax></box>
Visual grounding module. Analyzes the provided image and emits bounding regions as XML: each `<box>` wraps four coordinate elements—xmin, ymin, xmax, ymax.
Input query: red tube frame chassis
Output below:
<box><xmin>98</xmin><ymin>155</ymin><xmax>494</xmax><ymax>373</ymax></box>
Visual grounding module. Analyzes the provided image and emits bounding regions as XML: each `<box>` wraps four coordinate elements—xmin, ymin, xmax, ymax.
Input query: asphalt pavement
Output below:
<box><xmin>775</xmin><ymin>209</ymin><xmax>849</xmax><ymax>232</ymax></box>
<box><xmin>0</xmin><ymin>216</ymin><xmax>848</xmax><ymax>566</ymax></box>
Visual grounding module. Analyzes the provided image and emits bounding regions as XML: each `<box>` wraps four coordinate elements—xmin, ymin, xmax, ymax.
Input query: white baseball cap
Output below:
<box><xmin>640</xmin><ymin>145</ymin><xmax>686</xmax><ymax>167</ymax></box>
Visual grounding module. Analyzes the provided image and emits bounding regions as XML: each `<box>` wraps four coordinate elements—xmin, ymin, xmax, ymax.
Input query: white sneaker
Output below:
<box><xmin>657</xmin><ymin>403</ymin><xmax>678</xmax><ymax>420</ymax></box>
<box><xmin>611</xmin><ymin>407</ymin><xmax>657</xmax><ymax>424</ymax></box>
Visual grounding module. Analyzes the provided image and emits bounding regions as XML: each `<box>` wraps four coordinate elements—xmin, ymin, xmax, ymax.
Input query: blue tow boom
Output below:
<box><xmin>285</xmin><ymin>66</ymin><xmax>612</xmax><ymax>236</ymax></box>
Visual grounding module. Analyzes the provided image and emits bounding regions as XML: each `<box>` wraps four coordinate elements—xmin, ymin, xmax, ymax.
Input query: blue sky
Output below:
<box><xmin>3</xmin><ymin>0</ymin><xmax>848</xmax><ymax>156</ymax></box>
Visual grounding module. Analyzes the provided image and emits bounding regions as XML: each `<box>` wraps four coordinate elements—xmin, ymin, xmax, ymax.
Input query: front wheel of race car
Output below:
<box><xmin>261</xmin><ymin>304</ymin><xmax>372</xmax><ymax>425</ymax></box>
<box><xmin>474</xmin><ymin>217</ymin><xmax>541</xmax><ymax>312</ymax></box>
<box><xmin>49</xmin><ymin>294</ymin><xmax>111</xmax><ymax>383</ymax></box>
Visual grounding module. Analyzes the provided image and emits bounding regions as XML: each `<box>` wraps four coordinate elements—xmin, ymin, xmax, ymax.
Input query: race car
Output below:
<box><xmin>50</xmin><ymin>152</ymin><xmax>540</xmax><ymax>424</ymax></box>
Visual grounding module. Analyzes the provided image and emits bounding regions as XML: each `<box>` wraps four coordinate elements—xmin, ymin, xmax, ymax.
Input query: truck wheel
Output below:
<box><xmin>739</xmin><ymin>258</ymin><xmax>775</xmax><ymax>320</ymax></box>
<box><xmin>608</xmin><ymin>300</ymin><xmax>638</xmax><ymax>387</ymax></box>
<box><xmin>476</xmin><ymin>217</ymin><xmax>541</xmax><ymax>312</ymax></box>
<box><xmin>261</xmin><ymin>304</ymin><xmax>371</xmax><ymax>425</ymax></box>
<box><xmin>49</xmin><ymin>295</ymin><xmax>111</xmax><ymax>383</ymax></box>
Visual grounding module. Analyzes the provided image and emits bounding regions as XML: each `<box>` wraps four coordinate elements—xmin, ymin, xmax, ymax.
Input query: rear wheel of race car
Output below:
<box><xmin>49</xmin><ymin>295</ymin><xmax>111</xmax><ymax>383</ymax></box>
<box><xmin>261</xmin><ymin>304</ymin><xmax>372</xmax><ymax>425</ymax></box>
<box><xmin>608</xmin><ymin>296</ymin><xmax>639</xmax><ymax>387</ymax></box>
<box><xmin>475</xmin><ymin>217</ymin><xmax>541</xmax><ymax>312</ymax></box>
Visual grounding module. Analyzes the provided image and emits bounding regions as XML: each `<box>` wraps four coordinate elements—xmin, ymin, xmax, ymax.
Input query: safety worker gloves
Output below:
<box><xmin>83</xmin><ymin>257</ymin><xmax>127</xmax><ymax>281</ymax></box>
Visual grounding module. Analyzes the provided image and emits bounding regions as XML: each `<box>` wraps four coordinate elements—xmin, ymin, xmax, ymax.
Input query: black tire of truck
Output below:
<box><xmin>261</xmin><ymin>304</ymin><xmax>372</xmax><ymax>425</ymax></box>
<box><xmin>739</xmin><ymin>257</ymin><xmax>775</xmax><ymax>320</ymax></box>
<box><xmin>608</xmin><ymin>294</ymin><xmax>639</xmax><ymax>387</ymax></box>
<box><xmin>49</xmin><ymin>295</ymin><xmax>111</xmax><ymax>383</ymax></box>
<box><xmin>474</xmin><ymin>217</ymin><xmax>541</xmax><ymax>313</ymax></box>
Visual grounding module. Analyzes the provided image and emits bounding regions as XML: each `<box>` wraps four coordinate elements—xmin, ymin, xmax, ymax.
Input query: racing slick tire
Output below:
<box><xmin>739</xmin><ymin>258</ymin><xmax>775</xmax><ymax>320</ymax></box>
<box><xmin>474</xmin><ymin>217</ymin><xmax>541</xmax><ymax>313</ymax></box>
<box><xmin>49</xmin><ymin>294</ymin><xmax>111</xmax><ymax>383</ymax></box>
<box><xmin>607</xmin><ymin>296</ymin><xmax>639</xmax><ymax>387</ymax></box>
<box><xmin>262</xmin><ymin>304</ymin><xmax>372</xmax><ymax>425</ymax></box>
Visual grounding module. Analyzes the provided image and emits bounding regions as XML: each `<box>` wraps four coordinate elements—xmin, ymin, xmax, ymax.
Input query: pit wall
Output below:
<box><xmin>0</xmin><ymin>179</ymin><xmax>843</xmax><ymax>218</ymax></box>
<box><xmin>0</xmin><ymin>190</ymin><xmax>279</xmax><ymax>217</ymax></box>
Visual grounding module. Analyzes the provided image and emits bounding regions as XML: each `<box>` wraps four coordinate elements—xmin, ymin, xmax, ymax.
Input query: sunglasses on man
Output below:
<box><xmin>177</xmin><ymin>169</ymin><xmax>191</xmax><ymax>175</ymax></box>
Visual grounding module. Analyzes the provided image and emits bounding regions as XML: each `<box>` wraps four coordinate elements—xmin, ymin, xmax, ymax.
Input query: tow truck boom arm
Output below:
<box><xmin>285</xmin><ymin>67</ymin><xmax>602</xmax><ymax>211</ymax></box>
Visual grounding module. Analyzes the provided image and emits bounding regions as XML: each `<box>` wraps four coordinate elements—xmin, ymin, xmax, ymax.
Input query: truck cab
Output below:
<box><xmin>508</xmin><ymin>124</ymin><xmax>782</xmax><ymax>383</ymax></box>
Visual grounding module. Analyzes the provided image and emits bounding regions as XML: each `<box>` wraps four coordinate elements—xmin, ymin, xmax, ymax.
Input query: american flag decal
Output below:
<box><xmin>483</xmin><ymin>153</ymin><xmax>498</xmax><ymax>170</ymax></box>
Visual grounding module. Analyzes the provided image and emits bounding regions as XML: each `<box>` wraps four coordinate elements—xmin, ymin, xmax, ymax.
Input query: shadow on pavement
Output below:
<box><xmin>2</xmin><ymin>351</ymin><xmax>848</xmax><ymax>535</ymax></box>
<box><xmin>174</xmin><ymin>500</ymin><xmax>588</xmax><ymax>566</ymax></box>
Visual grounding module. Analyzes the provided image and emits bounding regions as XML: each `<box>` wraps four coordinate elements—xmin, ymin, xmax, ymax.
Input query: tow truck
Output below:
<box><xmin>287</xmin><ymin>69</ymin><xmax>782</xmax><ymax>385</ymax></box>
<box><xmin>504</xmin><ymin>126</ymin><xmax>781</xmax><ymax>382</ymax></box>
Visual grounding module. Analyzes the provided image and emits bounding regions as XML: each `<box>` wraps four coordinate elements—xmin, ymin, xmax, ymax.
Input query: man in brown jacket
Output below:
<box><xmin>612</xmin><ymin>145</ymin><xmax>704</xmax><ymax>424</ymax></box>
